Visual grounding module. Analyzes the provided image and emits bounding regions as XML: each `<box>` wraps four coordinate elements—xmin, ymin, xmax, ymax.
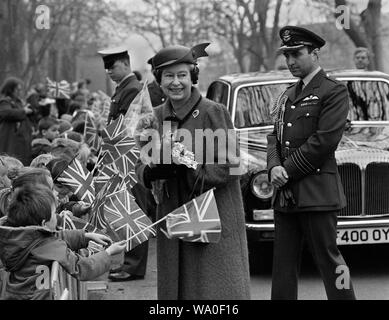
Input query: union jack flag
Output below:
<box><xmin>46</xmin><ymin>78</ymin><xmax>71</xmax><ymax>99</ymax></box>
<box><xmin>101</xmin><ymin>115</ymin><xmax>135</xmax><ymax>164</ymax></box>
<box><xmin>97</xmin><ymin>90</ymin><xmax>111</xmax><ymax>124</ymax></box>
<box><xmin>94</xmin><ymin>163</ymin><xmax>119</xmax><ymax>193</ymax></box>
<box><xmin>124</xmin><ymin>81</ymin><xmax>153</xmax><ymax>138</ymax></box>
<box><xmin>57</xmin><ymin>159</ymin><xmax>95</xmax><ymax>204</ymax></box>
<box><xmin>166</xmin><ymin>189</ymin><xmax>221</xmax><ymax>243</ymax></box>
<box><xmin>104</xmin><ymin>189</ymin><xmax>156</xmax><ymax>251</ymax></box>
<box><xmin>84</xmin><ymin>112</ymin><xmax>101</xmax><ymax>152</ymax></box>
<box><xmin>62</xmin><ymin>213</ymin><xmax>103</xmax><ymax>234</ymax></box>
<box><xmin>114</xmin><ymin>146</ymin><xmax>140</xmax><ymax>189</ymax></box>
<box><xmin>88</xmin><ymin>178</ymin><xmax>120</xmax><ymax>242</ymax></box>
<box><xmin>62</xmin><ymin>213</ymin><xmax>105</xmax><ymax>256</ymax></box>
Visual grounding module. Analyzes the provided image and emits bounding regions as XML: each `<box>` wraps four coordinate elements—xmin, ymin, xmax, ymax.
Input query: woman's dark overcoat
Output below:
<box><xmin>136</xmin><ymin>88</ymin><xmax>251</xmax><ymax>300</ymax></box>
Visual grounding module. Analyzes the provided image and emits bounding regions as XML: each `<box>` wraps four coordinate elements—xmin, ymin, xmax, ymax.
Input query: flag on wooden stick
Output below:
<box><xmin>166</xmin><ymin>189</ymin><xmax>221</xmax><ymax>243</ymax></box>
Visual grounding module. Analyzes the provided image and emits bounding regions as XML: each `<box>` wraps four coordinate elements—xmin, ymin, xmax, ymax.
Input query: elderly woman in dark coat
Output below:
<box><xmin>135</xmin><ymin>43</ymin><xmax>251</xmax><ymax>300</ymax></box>
<box><xmin>0</xmin><ymin>77</ymin><xmax>33</xmax><ymax>165</ymax></box>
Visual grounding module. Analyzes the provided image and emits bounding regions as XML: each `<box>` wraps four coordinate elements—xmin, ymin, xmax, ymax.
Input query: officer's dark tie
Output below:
<box><xmin>295</xmin><ymin>80</ymin><xmax>304</xmax><ymax>98</ymax></box>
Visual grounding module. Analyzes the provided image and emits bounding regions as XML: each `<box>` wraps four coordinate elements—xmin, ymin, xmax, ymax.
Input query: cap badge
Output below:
<box><xmin>192</xmin><ymin>110</ymin><xmax>200</xmax><ymax>118</ymax></box>
<box><xmin>282</xmin><ymin>30</ymin><xmax>291</xmax><ymax>42</ymax></box>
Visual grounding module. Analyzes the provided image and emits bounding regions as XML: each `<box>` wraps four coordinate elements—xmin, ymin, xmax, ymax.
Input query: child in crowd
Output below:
<box><xmin>30</xmin><ymin>153</ymin><xmax>55</xmax><ymax>169</ymax></box>
<box><xmin>45</xmin><ymin>159</ymin><xmax>91</xmax><ymax>218</ymax></box>
<box><xmin>31</xmin><ymin>117</ymin><xmax>60</xmax><ymax>159</ymax></box>
<box><xmin>0</xmin><ymin>155</ymin><xmax>23</xmax><ymax>189</ymax></box>
<box><xmin>0</xmin><ymin>184</ymin><xmax>126</xmax><ymax>299</ymax></box>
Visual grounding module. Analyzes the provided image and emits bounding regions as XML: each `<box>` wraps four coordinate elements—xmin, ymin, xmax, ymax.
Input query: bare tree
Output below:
<box><xmin>0</xmin><ymin>0</ymin><xmax>122</xmax><ymax>87</ymax></box>
<box><xmin>124</xmin><ymin>0</ymin><xmax>214</xmax><ymax>52</ymax></box>
<box><xmin>211</xmin><ymin>0</ymin><xmax>283</xmax><ymax>72</ymax></box>
<box><xmin>334</xmin><ymin>0</ymin><xmax>383</xmax><ymax>70</ymax></box>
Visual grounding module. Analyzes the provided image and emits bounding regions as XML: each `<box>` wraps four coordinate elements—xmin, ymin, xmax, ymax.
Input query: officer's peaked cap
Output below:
<box><xmin>151</xmin><ymin>43</ymin><xmax>210</xmax><ymax>70</ymax></box>
<box><xmin>97</xmin><ymin>46</ymin><xmax>130</xmax><ymax>69</ymax></box>
<box><xmin>278</xmin><ymin>26</ymin><xmax>325</xmax><ymax>52</ymax></box>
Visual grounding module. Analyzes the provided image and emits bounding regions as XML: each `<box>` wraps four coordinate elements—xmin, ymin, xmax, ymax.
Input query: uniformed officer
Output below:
<box><xmin>98</xmin><ymin>47</ymin><xmax>150</xmax><ymax>282</ymax></box>
<box><xmin>98</xmin><ymin>47</ymin><xmax>143</xmax><ymax>124</ymax></box>
<box><xmin>267</xmin><ymin>26</ymin><xmax>356</xmax><ymax>300</ymax></box>
<box><xmin>147</xmin><ymin>57</ymin><xmax>167</xmax><ymax>107</ymax></box>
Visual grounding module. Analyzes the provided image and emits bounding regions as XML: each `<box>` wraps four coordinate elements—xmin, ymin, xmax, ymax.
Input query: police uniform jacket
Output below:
<box><xmin>267</xmin><ymin>69</ymin><xmax>348</xmax><ymax>212</ymax></box>
<box><xmin>148</xmin><ymin>80</ymin><xmax>166</xmax><ymax>108</ymax></box>
<box><xmin>108</xmin><ymin>74</ymin><xmax>142</xmax><ymax>124</ymax></box>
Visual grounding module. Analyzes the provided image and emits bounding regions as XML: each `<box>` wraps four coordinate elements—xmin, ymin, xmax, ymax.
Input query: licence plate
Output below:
<box><xmin>337</xmin><ymin>228</ymin><xmax>389</xmax><ymax>245</ymax></box>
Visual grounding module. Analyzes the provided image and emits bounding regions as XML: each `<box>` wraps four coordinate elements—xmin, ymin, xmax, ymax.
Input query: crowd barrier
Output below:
<box><xmin>51</xmin><ymin>261</ymin><xmax>88</xmax><ymax>300</ymax></box>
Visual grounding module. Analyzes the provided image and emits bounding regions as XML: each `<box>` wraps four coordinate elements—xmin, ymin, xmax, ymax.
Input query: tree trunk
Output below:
<box><xmin>361</xmin><ymin>0</ymin><xmax>382</xmax><ymax>70</ymax></box>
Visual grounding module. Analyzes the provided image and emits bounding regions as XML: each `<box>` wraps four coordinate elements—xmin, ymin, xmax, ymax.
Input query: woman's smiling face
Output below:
<box><xmin>160</xmin><ymin>63</ymin><xmax>193</xmax><ymax>108</ymax></box>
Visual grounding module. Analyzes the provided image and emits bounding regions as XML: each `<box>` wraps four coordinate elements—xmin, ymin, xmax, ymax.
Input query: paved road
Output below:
<box><xmin>89</xmin><ymin>239</ymin><xmax>389</xmax><ymax>300</ymax></box>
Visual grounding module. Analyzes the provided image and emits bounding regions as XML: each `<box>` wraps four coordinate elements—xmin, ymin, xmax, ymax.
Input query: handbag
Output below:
<box><xmin>165</xmin><ymin>168</ymin><xmax>221</xmax><ymax>243</ymax></box>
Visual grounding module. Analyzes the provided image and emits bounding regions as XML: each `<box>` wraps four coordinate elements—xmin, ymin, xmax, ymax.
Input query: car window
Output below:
<box><xmin>206</xmin><ymin>81</ymin><xmax>229</xmax><ymax>107</ymax></box>
<box><xmin>342</xmin><ymin>80</ymin><xmax>389</xmax><ymax>121</ymax></box>
<box><xmin>235</xmin><ymin>83</ymin><xmax>291</xmax><ymax>128</ymax></box>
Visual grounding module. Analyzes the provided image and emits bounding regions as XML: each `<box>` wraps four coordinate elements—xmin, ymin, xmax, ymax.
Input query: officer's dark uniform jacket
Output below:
<box><xmin>148</xmin><ymin>80</ymin><xmax>166</xmax><ymax>108</ymax></box>
<box><xmin>108</xmin><ymin>74</ymin><xmax>142</xmax><ymax>124</ymax></box>
<box><xmin>267</xmin><ymin>69</ymin><xmax>348</xmax><ymax>213</ymax></box>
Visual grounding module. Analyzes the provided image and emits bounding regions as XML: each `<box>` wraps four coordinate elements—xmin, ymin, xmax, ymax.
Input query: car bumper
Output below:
<box><xmin>246</xmin><ymin>214</ymin><xmax>389</xmax><ymax>245</ymax></box>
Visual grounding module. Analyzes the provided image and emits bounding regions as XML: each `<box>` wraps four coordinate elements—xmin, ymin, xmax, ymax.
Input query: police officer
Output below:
<box><xmin>98</xmin><ymin>47</ymin><xmax>150</xmax><ymax>282</ymax></box>
<box><xmin>98</xmin><ymin>47</ymin><xmax>142</xmax><ymax>124</ymax></box>
<box><xmin>147</xmin><ymin>57</ymin><xmax>167</xmax><ymax>108</ymax></box>
<box><xmin>267</xmin><ymin>26</ymin><xmax>356</xmax><ymax>300</ymax></box>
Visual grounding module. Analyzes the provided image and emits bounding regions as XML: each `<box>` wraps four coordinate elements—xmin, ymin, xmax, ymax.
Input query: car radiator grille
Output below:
<box><xmin>339</xmin><ymin>163</ymin><xmax>389</xmax><ymax>216</ymax></box>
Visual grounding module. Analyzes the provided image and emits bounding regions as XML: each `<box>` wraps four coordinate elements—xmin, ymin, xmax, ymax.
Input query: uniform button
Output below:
<box><xmin>306</xmin><ymin>113</ymin><xmax>310</xmax><ymax>117</ymax></box>
<box><xmin>317</xmin><ymin>168</ymin><xmax>321</xmax><ymax>173</ymax></box>
<box><xmin>285</xmin><ymin>141</ymin><xmax>290</xmax><ymax>146</ymax></box>
<box><xmin>287</xmin><ymin>123</ymin><xmax>292</xmax><ymax>127</ymax></box>
<box><xmin>291</xmin><ymin>105</ymin><xmax>296</xmax><ymax>109</ymax></box>
<box><xmin>162</xmin><ymin>98</ymin><xmax>165</xmax><ymax>102</ymax></box>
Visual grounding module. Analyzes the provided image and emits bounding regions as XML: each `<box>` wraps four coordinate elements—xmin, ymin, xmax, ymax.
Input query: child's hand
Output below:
<box><xmin>59</xmin><ymin>210</ymin><xmax>73</xmax><ymax>218</ymax></box>
<box><xmin>105</xmin><ymin>240</ymin><xmax>127</xmax><ymax>256</ymax></box>
<box><xmin>85</xmin><ymin>233</ymin><xmax>112</xmax><ymax>247</ymax></box>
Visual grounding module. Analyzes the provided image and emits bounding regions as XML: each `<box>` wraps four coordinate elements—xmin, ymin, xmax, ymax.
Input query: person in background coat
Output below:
<box><xmin>98</xmin><ymin>47</ymin><xmax>150</xmax><ymax>282</ymax></box>
<box><xmin>136</xmin><ymin>43</ymin><xmax>251</xmax><ymax>300</ymax></box>
<box><xmin>267</xmin><ymin>26</ymin><xmax>356</xmax><ymax>300</ymax></box>
<box><xmin>0</xmin><ymin>77</ymin><xmax>33</xmax><ymax>165</ymax></box>
<box><xmin>98</xmin><ymin>47</ymin><xmax>142</xmax><ymax>125</ymax></box>
<box><xmin>147</xmin><ymin>57</ymin><xmax>167</xmax><ymax>108</ymax></box>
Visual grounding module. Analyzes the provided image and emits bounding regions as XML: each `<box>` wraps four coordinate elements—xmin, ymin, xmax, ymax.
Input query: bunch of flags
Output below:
<box><xmin>58</xmin><ymin>82</ymin><xmax>221</xmax><ymax>254</ymax></box>
<box><xmin>58</xmin><ymin>84</ymin><xmax>157</xmax><ymax>253</ymax></box>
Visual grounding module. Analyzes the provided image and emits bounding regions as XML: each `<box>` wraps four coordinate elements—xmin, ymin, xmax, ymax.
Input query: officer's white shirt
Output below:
<box><xmin>301</xmin><ymin>66</ymin><xmax>321</xmax><ymax>90</ymax></box>
<box><xmin>117</xmin><ymin>72</ymin><xmax>135</xmax><ymax>87</ymax></box>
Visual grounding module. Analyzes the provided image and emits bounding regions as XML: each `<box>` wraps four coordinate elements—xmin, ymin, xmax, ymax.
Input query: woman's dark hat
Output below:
<box><xmin>151</xmin><ymin>43</ymin><xmax>210</xmax><ymax>70</ymax></box>
<box><xmin>278</xmin><ymin>26</ymin><xmax>325</xmax><ymax>52</ymax></box>
<box><xmin>98</xmin><ymin>46</ymin><xmax>130</xmax><ymax>69</ymax></box>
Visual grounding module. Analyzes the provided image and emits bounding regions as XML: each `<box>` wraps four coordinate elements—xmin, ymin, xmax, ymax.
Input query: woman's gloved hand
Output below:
<box><xmin>143</xmin><ymin>164</ymin><xmax>181</xmax><ymax>188</ymax></box>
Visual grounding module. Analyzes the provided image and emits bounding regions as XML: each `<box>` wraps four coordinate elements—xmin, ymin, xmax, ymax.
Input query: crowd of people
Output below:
<box><xmin>0</xmin><ymin>22</ymin><xmax>370</xmax><ymax>301</ymax></box>
<box><xmin>0</xmin><ymin>75</ymin><xmax>131</xmax><ymax>299</ymax></box>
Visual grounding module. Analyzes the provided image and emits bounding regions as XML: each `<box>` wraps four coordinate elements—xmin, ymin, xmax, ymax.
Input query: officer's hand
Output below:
<box><xmin>270</xmin><ymin>166</ymin><xmax>289</xmax><ymax>188</ymax></box>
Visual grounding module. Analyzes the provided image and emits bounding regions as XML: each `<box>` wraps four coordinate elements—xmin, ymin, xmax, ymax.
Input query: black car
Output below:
<box><xmin>207</xmin><ymin>69</ymin><xmax>389</xmax><ymax>249</ymax></box>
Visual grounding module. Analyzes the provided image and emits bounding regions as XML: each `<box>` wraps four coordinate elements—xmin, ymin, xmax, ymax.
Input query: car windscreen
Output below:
<box><xmin>234</xmin><ymin>83</ymin><xmax>291</xmax><ymax>128</ymax></box>
<box><xmin>343</xmin><ymin>80</ymin><xmax>389</xmax><ymax>121</ymax></box>
<box><xmin>234</xmin><ymin>79</ymin><xmax>389</xmax><ymax>128</ymax></box>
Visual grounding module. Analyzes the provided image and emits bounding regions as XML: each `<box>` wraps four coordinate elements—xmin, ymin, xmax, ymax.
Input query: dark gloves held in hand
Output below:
<box><xmin>278</xmin><ymin>187</ymin><xmax>296</xmax><ymax>208</ymax></box>
<box><xmin>143</xmin><ymin>164</ymin><xmax>181</xmax><ymax>188</ymax></box>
